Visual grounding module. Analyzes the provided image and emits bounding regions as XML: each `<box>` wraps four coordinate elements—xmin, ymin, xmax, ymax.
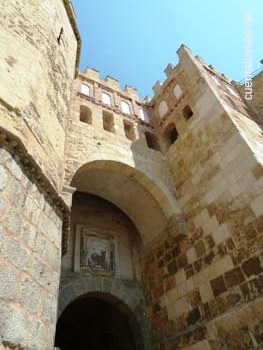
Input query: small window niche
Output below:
<box><xmin>145</xmin><ymin>132</ymin><xmax>160</xmax><ymax>151</ymax></box>
<box><xmin>123</xmin><ymin>120</ymin><xmax>136</xmax><ymax>141</ymax></box>
<box><xmin>139</xmin><ymin>109</ymin><xmax>149</xmax><ymax>123</ymax></box>
<box><xmin>102</xmin><ymin>92</ymin><xmax>111</xmax><ymax>106</ymax></box>
<box><xmin>103</xmin><ymin>111</ymin><xmax>115</xmax><ymax>133</ymax></box>
<box><xmin>173</xmin><ymin>84</ymin><xmax>183</xmax><ymax>99</ymax></box>
<box><xmin>80</xmin><ymin>83</ymin><xmax>90</xmax><ymax>96</ymax></box>
<box><xmin>183</xmin><ymin>105</ymin><xmax>193</xmax><ymax>120</ymax></box>
<box><xmin>158</xmin><ymin>100</ymin><xmax>169</xmax><ymax>118</ymax></box>
<box><xmin>163</xmin><ymin>123</ymin><xmax>178</xmax><ymax>150</ymax></box>
<box><xmin>121</xmin><ymin>101</ymin><xmax>131</xmax><ymax>115</ymax></box>
<box><xmin>80</xmin><ymin>105</ymin><xmax>92</xmax><ymax>124</ymax></box>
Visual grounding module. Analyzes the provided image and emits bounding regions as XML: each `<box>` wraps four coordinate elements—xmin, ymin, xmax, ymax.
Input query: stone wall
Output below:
<box><xmin>0</xmin><ymin>0</ymin><xmax>79</xmax><ymax>190</ymax></box>
<box><xmin>0</xmin><ymin>147</ymin><xmax>63</xmax><ymax>350</ymax></box>
<box><xmin>63</xmin><ymin>70</ymin><xmax>183</xmax><ymax>245</ymax></box>
<box><xmin>59</xmin><ymin>192</ymin><xmax>151</xmax><ymax>349</ymax></box>
<box><xmin>143</xmin><ymin>46</ymin><xmax>263</xmax><ymax>349</ymax></box>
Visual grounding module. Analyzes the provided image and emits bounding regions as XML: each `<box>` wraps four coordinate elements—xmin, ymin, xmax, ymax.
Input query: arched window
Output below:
<box><xmin>163</xmin><ymin>123</ymin><xmax>178</xmax><ymax>150</ymax></box>
<box><xmin>103</xmin><ymin>111</ymin><xmax>115</xmax><ymax>133</ymax></box>
<box><xmin>183</xmin><ymin>105</ymin><xmax>193</xmax><ymax>120</ymax></box>
<box><xmin>158</xmin><ymin>100</ymin><xmax>168</xmax><ymax>118</ymax></box>
<box><xmin>123</xmin><ymin>120</ymin><xmax>136</xmax><ymax>141</ymax></box>
<box><xmin>80</xmin><ymin>84</ymin><xmax>90</xmax><ymax>96</ymax></box>
<box><xmin>102</xmin><ymin>92</ymin><xmax>111</xmax><ymax>106</ymax></box>
<box><xmin>80</xmin><ymin>105</ymin><xmax>92</xmax><ymax>124</ymax></box>
<box><xmin>145</xmin><ymin>132</ymin><xmax>160</xmax><ymax>151</ymax></box>
<box><xmin>121</xmin><ymin>101</ymin><xmax>131</xmax><ymax>115</ymax></box>
<box><xmin>139</xmin><ymin>109</ymin><xmax>149</xmax><ymax>123</ymax></box>
<box><xmin>173</xmin><ymin>84</ymin><xmax>182</xmax><ymax>99</ymax></box>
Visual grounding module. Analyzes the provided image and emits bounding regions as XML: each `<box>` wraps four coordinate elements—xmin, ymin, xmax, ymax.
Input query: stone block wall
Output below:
<box><xmin>143</xmin><ymin>46</ymin><xmax>263</xmax><ymax>349</ymax></box>
<box><xmin>63</xmin><ymin>71</ymin><xmax>183</xmax><ymax>244</ymax></box>
<box><xmin>0</xmin><ymin>0</ymin><xmax>79</xmax><ymax>190</ymax></box>
<box><xmin>0</xmin><ymin>146</ymin><xmax>63</xmax><ymax>350</ymax></box>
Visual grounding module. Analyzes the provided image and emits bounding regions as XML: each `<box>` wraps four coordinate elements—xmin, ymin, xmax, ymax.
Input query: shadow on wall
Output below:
<box><xmin>55</xmin><ymin>292</ymin><xmax>145</xmax><ymax>350</ymax></box>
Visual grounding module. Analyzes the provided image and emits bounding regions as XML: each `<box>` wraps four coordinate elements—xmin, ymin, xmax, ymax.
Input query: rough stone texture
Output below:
<box><xmin>64</xmin><ymin>70</ymin><xmax>184</xmax><ymax>244</ymax></box>
<box><xmin>0</xmin><ymin>147</ymin><xmax>62</xmax><ymax>350</ymax></box>
<box><xmin>0</xmin><ymin>0</ymin><xmax>79</xmax><ymax>190</ymax></box>
<box><xmin>59</xmin><ymin>275</ymin><xmax>151</xmax><ymax>350</ymax></box>
<box><xmin>1</xmin><ymin>2</ymin><xmax>263</xmax><ymax>349</ymax></box>
<box><xmin>59</xmin><ymin>192</ymin><xmax>151</xmax><ymax>348</ymax></box>
<box><xmin>141</xmin><ymin>46</ymin><xmax>263</xmax><ymax>349</ymax></box>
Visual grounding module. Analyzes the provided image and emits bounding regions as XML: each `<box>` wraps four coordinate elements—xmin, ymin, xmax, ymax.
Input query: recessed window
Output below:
<box><xmin>158</xmin><ymin>100</ymin><xmax>168</xmax><ymax>118</ymax></box>
<box><xmin>102</xmin><ymin>111</ymin><xmax>115</xmax><ymax>133</ymax></box>
<box><xmin>81</xmin><ymin>84</ymin><xmax>90</xmax><ymax>96</ymax></box>
<box><xmin>121</xmin><ymin>101</ymin><xmax>131</xmax><ymax>115</ymax></box>
<box><xmin>145</xmin><ymin>132</ymin><xmax>160</xmax><ymax>151</ymax></box>
<box><xmin>139</xmin><ymin>109</ymin><xmax>149</xmax><ymax>123</ymax></box>
<box><xmin>123</xmin><ymin>120</ymin><xmax>136</xmax><ymax>141</ymax></box>
<box><xmin>163</xmin><ymin>123</ymin><xmax>178</xmax><ymax>150</ymax></box>
<box><xmin>183</xmin><ymin>105</ymin><xmax>193</xmax><ymax>120</ymax></box>
<box><xmin>102</xmin><ymin>92</ymin><xmax>111</xmax><ymax>106</ymax></box>
<box><xmin>173</xmin><ymin>84</ymin><xmax>183</xmax><ymax>99</ymax></box>
<box><xmin>80</xmin><ymin>105</ymin><xmax>92</xmax><ymax>124</ymax></box>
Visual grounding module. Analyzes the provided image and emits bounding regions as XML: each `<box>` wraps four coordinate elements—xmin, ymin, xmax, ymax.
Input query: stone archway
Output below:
<box><xmin>57</xmin><ymin>280</ymin><xmax>150</xmax><ymax>350</ymax></box>
<box><xmin>68</xmin><ymin>160</ymin><xmax>181</xmax><ymax>244</ymax></box>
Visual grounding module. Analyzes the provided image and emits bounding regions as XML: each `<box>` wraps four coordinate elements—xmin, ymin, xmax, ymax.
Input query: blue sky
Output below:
<box><xmin>71</xmin><ymin>0</ymin><xmax>263</xmax><ymax>98</ymax></box>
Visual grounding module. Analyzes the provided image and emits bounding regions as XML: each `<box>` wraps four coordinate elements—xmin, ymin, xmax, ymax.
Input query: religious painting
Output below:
<box><xmin>80</xmin><ymin>228</ymin><xmax>115</xmax><ymax>273</ymax></box>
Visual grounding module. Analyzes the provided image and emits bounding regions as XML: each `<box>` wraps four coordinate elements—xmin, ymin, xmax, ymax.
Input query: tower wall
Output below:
<box><xmin>0</xmin><ymin>0</ymin><xmax>79</xmax><ymax>190</ymax></box>
<box><xmin>143</xmin><ymin>46</ymin><xmax>263</xmax><ymax>349</ymax></box>
<box><xmin>0</xmin><ymin>146</ymin><xmax>62</xmax><ymax>349</ymax></box>
<box><xmin>0</xmin><ymin>1</ymin><xmax>79</xmax><ymax>349</ymax></box>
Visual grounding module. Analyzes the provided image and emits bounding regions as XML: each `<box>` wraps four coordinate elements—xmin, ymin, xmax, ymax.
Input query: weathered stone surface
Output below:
<box><xmin>0</xmin><ymin>148</ymin><xmax>62</xmax><ymax>350</ymax></box>
<box><xmin>210</xmin><ymin>276</ymin><xmax>227</xmax><ymax>297</ymax></box>
<box><xmin>224</xmin><ymin>267</ymin><xmax>245</xmax><ymax>288</ymax></box>
<box><xmin>1</xmin><ymin>3</ymin><xmax>263</xmax><ymax>348</ymax></box>
<box><xmin>242</xmin><ymin>256</ymin><xmax>262</xmax><ymax>277</ymax></box>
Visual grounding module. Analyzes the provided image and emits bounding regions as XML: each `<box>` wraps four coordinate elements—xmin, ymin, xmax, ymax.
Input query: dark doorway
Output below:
<box><xmin>55</xmin><ymin>294</ymin><xmax>141</xmax><ymax>350</ymax></box>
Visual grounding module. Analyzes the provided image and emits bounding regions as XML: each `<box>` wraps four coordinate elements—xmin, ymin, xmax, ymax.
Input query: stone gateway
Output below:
<box><xmin>0</xmin><ymin>1</ymin><xmax>263</xmax><ymax>350</ymax></box>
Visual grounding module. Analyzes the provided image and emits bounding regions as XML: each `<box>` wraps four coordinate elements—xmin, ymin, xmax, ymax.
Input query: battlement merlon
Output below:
<box><xmin>151</xmin><ymin>44</ymin><xmax>234</xmax><ymax>101</ymax></box>
<box><xmin>80</xmin><ymin>67</ymin><xmax>142</xmax><ymax>101</ymax></box>
<box><xmin>124</xmin><ymin>85</ymin><xmax>139</xmax><ymax>99</ymax></box>
<box><xmin>105</xmin><ymin>76</ymin><xmax>120</xmax><ymax>91</ymax></box>
<box><xmin>153</xmin><ymin>81</ymin><xmax>163</xmax><ymax>95</ymax></box>
<box><xmin>143</xmin><ymin>96</ymin><xmax>152</xmax><ymax>104</ymax></box>
<box><xmin>164</xmin><ymin>63</ymin><xmax>175</xmax><ymax>78</ymax></box>
<box><xmin>84</xmin><ymin>67</ymin><xmax>100</xmax><ymax>81</ymax></box>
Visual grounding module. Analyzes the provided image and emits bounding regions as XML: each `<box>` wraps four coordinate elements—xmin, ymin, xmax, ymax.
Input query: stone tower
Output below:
<box><xmin>1</xmin><ymin>2</ymin><xmax>263</xmax><ymax>350</ymax></box>
<box><xmin>0</xmin><ymin>0</ymin><xmax>80</xmax><ymax>348</ymax></box>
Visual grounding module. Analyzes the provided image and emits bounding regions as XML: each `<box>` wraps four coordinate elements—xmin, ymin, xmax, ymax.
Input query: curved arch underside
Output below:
<box><xmin>71</xmin><ymin>160</ymin><xmax>180</xmax><ymax>244</ymax></box>
<box><xmin>56</xmin><ymin>292</ymin><xmax>144</xmax><ymax>350</ymax></box>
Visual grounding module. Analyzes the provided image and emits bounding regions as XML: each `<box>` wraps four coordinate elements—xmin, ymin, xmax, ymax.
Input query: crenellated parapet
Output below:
<box><xmin>149</xmin><ymin>44</ymin><xmax>249</xmax><ymax>154</ymax></box>
<box><xmin>81</xmin><ymin>67</ymin><xmax>139</xmax><ymax>100</ymax></box>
